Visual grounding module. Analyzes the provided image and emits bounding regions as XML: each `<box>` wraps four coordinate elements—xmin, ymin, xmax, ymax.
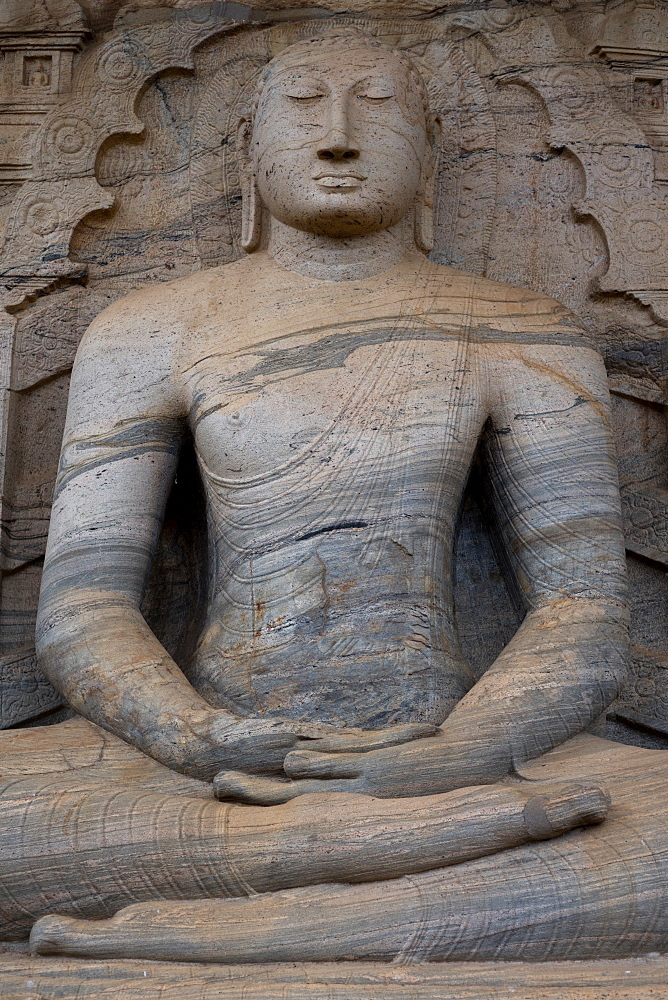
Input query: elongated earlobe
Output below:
<box><xmin>241</xmin><ymin>173</ymin><xmax>262</xmax><ymax>253</ymax></box>
<box><xmin>414</xmin><ymin>187</ymin><xmax>434</xmax><ymax>254</ymax></box>
<box><xmin>415</xmin><ymin>114</ymin><xmax>440</xmax><ymax>254</ymax></box>
<box><xmin>237</xmin><ymin>116</ymin><xmax>262</xmax><ymax>253</ymax></box>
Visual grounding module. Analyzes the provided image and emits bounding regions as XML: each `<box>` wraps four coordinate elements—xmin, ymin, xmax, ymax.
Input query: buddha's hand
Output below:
<box><xmin>213</xmin><ymin>728</ymin><xmax>472</xmax><ymax>803</ymax></box>
<box><xmin>187</xmin><ymin>711</ymin><xmax>436</xmax><ymax>780</ymax></box>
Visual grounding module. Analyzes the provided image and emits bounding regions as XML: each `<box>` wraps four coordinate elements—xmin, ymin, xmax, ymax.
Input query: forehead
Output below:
<box><xmin>265</xmin><ymin>42</ymin><xmax>414</xmax><ymax>88</ymax></box>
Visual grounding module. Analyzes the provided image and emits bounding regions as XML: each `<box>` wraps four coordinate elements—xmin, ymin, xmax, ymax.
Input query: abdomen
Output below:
<box><xmin>189</xmin><ymin>528</ymin><xmax>472</xmax><ymax>727</ymax></box>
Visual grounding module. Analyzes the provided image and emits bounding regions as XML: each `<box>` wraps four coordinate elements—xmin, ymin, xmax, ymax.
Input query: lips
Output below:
<box><xmin>314</xmin><ymin>173</ymin><xmax>366</xmax><ymax>189</ymax></box>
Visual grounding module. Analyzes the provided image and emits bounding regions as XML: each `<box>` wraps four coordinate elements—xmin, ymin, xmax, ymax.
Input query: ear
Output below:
<box><xmin>237</xmin><ymin>116</ymin><xmax>262</xmax><ymax>254</ymax></box>
<box><xmin>236</xmin><ymin>116</ymin><xmax>253</xmax><ymax>173</ymax></box>
<box><xmin>414</xmin><ymin>113</ymin><xmax>441</xmax><ymax>255</ymax></box>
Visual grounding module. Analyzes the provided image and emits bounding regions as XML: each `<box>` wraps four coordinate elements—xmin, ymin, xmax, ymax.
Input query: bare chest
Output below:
<box><xmin>185</xmin><ymin>327</ymin><xmax>484</xmax><ymax>487</ymax></box>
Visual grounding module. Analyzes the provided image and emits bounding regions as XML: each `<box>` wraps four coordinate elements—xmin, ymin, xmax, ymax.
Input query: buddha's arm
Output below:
<box><xmin>34</xmin><ymin>302</ymin><xmax>233</xmax><ymax>776</ymax></box>
<box><xmin>433</xmin><ymin>335</ymin><xmax>629</xmax><ymax>782</ymax></box>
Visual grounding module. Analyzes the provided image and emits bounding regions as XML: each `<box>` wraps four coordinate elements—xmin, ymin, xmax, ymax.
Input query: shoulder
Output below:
<box><xmin>467</xmin><ymin>274</ymin><xmax>597</xmax><ymax>354</ymax></box>
<box><xmin>456</xmin><ymin>277</ymin><xmax>612</xmax><ymax>410</ymax></box>
<box><xmin>79</xmin><ymin>270</ymin><xmax>207</xmax><ymax>352</ymax></box>
<box><xmin>68</xmin><ymin>273</ymin><xmax>207</xmax><ymax>422</ymax></box>
<box><xmin>413</xmin><ymin>264</ymin><xmax>611</xmax><ymax>405</ymax></box>
<box><xmin>79</xmin><ymin>257</ymin><xmax>254</xmax><ymax>357</ymax></box>
<box><xmin>408</xmin><ymin>260</ymin><xmax>596</xmax><ymax>353</ymax></box>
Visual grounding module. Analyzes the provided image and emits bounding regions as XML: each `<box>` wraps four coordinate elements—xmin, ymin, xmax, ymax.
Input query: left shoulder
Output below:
<box><xmin>467</xmin><ymin>274</ymin><xmax>597</xmax><ymax>353</ymax></box>
<box><xmin>460</xmin><ymin>277</ymin><xmax>612</xmax><ymax>408</ymax></box>
<box><xmin>407</xmin><ymin>259</ymin><xmax>600</xmax><ymax>358</ymax></box>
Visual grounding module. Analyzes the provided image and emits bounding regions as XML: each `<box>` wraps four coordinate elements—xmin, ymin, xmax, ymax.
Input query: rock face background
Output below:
<box><xmin>0</xmin><ymin>0</ymin><xmax>666</xmax><ymax>743</ymax></box>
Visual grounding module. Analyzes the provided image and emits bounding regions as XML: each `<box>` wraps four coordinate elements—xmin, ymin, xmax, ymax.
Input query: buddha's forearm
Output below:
<box><xmin>324</xmin><ymin>598</ymin><xmax>630</xmax><ymax>800</ymax></box>
<box><xmin>36</xmin><ymin>594</ymin><xmax>231</xmax><ymax>772</ymax></box>
<box><xmin>440</xmin><ymin>597</ymin><xmax>629</xmax><ymax>780</ymax></box>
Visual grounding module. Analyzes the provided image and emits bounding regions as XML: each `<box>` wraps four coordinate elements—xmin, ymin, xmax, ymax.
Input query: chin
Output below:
<box><xmin>285</xmin><ymin>202</ymin><xmax>403</xmax><ymax>239</ymax></box>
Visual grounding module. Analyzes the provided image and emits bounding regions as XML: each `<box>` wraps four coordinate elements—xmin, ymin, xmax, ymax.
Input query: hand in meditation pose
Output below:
<box><xmin>1</xmin><ymin>28</ymin><xmax>666</xmax><ymax>964</ymax></box>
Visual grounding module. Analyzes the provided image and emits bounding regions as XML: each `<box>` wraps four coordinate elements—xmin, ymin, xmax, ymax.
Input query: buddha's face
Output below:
<box><xmin>249</xmin><ymin>40</ymin><xmax>430</xmax><ymax>238</ymax></box>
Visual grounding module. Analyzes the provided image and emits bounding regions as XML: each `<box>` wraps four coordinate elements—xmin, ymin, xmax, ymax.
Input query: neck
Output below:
<box><xmin>266</xmin><ymin>215</ymin><xmax>417</xmax><ymax>281</ymax></box>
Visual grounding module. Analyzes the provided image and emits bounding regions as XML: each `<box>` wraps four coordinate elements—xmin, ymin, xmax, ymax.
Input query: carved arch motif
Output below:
<box><xmin>472</xmin><ymin>8</ymin><xmax>668</xmax><ymax>325</ymax></box>
<box><xmin>0</xmin><ymin>8</ymin><xmax>239</xmax><ymax>309</ymax></box>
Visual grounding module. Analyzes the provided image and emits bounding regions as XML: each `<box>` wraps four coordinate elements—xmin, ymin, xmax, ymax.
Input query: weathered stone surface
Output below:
<box><xmin>0</xmin><ymin>0</ymin><xmax>667</xmax><ymax>991</ymax></box>
<box><xmin>5</xmin><ymin>0</ymin><xmax>667</xmax><ymax>695</ymax></box>
<box><xmin>1</xmin><ymin>955</ymin><xmax>668</xmax><ymax>999</ymax></box>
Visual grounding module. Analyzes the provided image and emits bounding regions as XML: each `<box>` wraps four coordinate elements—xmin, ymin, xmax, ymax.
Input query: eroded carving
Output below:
<box><xmin>0</xmin><ymin>645</ymin><xmax>62</xmax><ymax>727</ymax></box>
<box><xmin>0</xmin><ymin>29</ymin><xmax>663</xmax><ymax>971</ymax></box>
<box><xmin>481</xmin><ymin>8</ymin><xmax>668</xmax><ymax>323</ymax></box>
<box><xmin>0</xmin><ymin>5</ymin><xmax>667</xmax><ymax>992</ymax></box>
<box><xmin>621</xmin><ymin>481</ymin><xmax>668</xmax><ymax>565</ymax></box>
<box><xmin>0</xmin><ymin>9</ymin><xmax>237</xmax><ymax>307</ymax></box>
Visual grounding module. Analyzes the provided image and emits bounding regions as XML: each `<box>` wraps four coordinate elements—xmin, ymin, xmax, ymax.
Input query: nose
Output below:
<box><xmin>317</xmin><ymin>133</ymin><xmax>359</xmax><ymax>160</ymax></box>
<box><xmin>317</xmin><ymin>96</ymin><xmax>360</xmax><ymax>160</ymax></box>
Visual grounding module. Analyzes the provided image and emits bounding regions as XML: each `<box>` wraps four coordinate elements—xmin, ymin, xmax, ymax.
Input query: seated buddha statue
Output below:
<box><xmin>1</xmin><ymin>27</ymin><xmax>666</xmax><ymax>963</ymax></box>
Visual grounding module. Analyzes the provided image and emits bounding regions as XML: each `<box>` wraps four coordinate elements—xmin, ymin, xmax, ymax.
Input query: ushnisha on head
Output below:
<box><xmin>237</xmin><ymin>28</ymin><xmax>440</xmax><ymax>254</ymax></box>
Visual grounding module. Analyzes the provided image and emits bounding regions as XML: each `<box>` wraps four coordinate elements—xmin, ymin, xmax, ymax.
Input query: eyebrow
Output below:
<box><xmin>277</xmin><ymin>72</ymin><xmax>397</xmax><ymax>90</ymax></box>
<box><xmin>354</xmin><ymin>75</ymin><xmax>396</xmax><ymax>87</ymax></box>
<box><xmin>277</xmin><ymin>71</ymin><xmax>326</xmax><ymax>84</ymax></box>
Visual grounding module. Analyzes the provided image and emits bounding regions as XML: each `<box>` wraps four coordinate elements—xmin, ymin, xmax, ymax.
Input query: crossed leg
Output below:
<box><xmin>28</xmin><ymin>735</ymin><xmax>668</xmax><ymax>963</ymax></box>
<box><xmin>0</xmin><ymin>719</ymin><xmax>605</xmax><ymax>944</ymax></box>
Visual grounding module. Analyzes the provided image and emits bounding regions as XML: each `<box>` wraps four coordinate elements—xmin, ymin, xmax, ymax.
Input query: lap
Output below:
<box><xmin>2</xmin><ymin>719</ymin><xmax>666</xmax><ymax>946</ymax></box>
<box><xmin>1</xmin><ymin>718</ymin><xmax>665</xmax><ymax>810</ymax></box>
<box><xmin>25</xmin><ymin>733</ymin><xmax>668</xmax><ymax>963</ymax></box>
<box><xmin>0</xmin><ymin>717</ymin><xmax>211</xmax><ymax>798</ymax></box>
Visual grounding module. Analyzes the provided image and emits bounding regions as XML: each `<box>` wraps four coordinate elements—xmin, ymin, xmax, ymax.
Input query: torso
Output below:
<box><xmin>175</xmin><ymin>254</ymin><xmax>490</xmax><ymax>727</ymax></box>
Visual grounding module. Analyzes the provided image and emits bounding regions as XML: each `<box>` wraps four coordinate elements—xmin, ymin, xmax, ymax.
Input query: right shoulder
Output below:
<box><xmin>69</xmin><ymin>261</ymin><xmax>255</xmax><ymax>425</ymax></box>
<box><xmin>68</xmin><ymin>273</ymin><xmax>213</xmax><ymax>424</ymax></box>
<box><xmin>79</xmin><ymin>270</ymin><xmax>206</xmax><ymax>354</ymax></box>
<box><xmin>78</xmin><ymin>257</ymin><xmax>252</xmax><ymax>361</ymax></box>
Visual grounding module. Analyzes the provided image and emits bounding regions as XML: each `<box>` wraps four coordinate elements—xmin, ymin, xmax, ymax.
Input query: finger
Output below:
<box><xmin>305</xmin><ymin>722</ymin><xmax>437</xmax><ymax>754</ymax></box>
<box><xmin>229</xmin><ymin>731</ymin><xmax>297</xmax><ymax>749</ymax></box>
<box><xmin>284</xmin><ymin>750</ymin><xmax>362</xmax><ymax>780</ymax></box>
<box><xmin>356</xmin><ymin>723</ymin><xmax>438</xmax><ymax>750</ymax></box>
<box><xmin>213</xmin><ymin>771</ymin><xmax>330</xmax><ymax>805</ymax></box>
<box><xmin>207</xmin><ymin>727</ymin><xmax>305</xmax><ymax>775</ymax></box>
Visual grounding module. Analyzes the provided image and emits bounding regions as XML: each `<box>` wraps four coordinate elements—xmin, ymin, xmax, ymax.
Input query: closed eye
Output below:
<box><xmin>285</xmin><ymin>90</ymin><xmax>326</xmax><ymax>102</ymax></box>
<box><xmin>356</xmin><ymin>80</ymin><xmax>395</xmax><ymax>102</ymax></box>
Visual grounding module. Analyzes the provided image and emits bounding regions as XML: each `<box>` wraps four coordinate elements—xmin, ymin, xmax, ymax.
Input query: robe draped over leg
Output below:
<box><xmin>1</xmin><ymin>721</ymin><xmax>666</xmax><ymax>960</ymax></box>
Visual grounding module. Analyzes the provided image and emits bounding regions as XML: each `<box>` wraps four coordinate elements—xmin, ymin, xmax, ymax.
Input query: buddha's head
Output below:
<box><xmin>238</xmin><ymin>28</ymin><xmax>439</xmax><ymax>252</ymax></box>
